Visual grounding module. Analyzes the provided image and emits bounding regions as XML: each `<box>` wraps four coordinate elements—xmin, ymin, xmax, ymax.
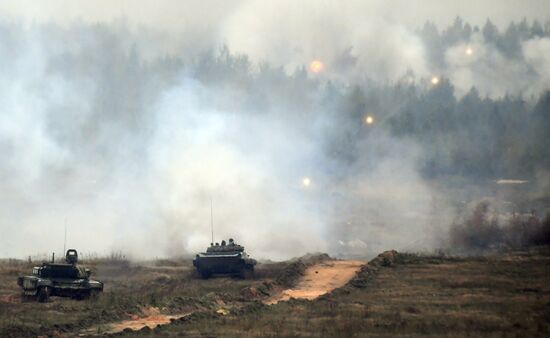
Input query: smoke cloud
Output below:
<box><xmin>0</xmin><ymin>2</ymin><xmax>548</xmax><ymax>259</ymax></box>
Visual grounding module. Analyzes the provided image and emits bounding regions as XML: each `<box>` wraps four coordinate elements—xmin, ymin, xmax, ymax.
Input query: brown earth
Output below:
<box><xmin>0</xmin><ymin>294</ymin><xmax>19</xmax><ymax>304</ymax></box>
<box><xmin>101</xmin><ymin>307</ymin><xmax>190</xmax><ymax>334</ymax></box>
<box><xmin>266</xmin><ymin>260</ymin><xmax>365</xmax><ymax>304</ymax></box>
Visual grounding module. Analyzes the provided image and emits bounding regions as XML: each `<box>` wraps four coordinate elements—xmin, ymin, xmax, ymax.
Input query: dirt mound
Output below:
<box><xmin>274</xmin><ymin>253</ymin><xmax>331</xmax><ymax>288</ymax></box>
<box><xmin>240</xmin><ymin>281</ymin><xmax>276</xmax><ymax>301</ymax></box>
<box><xmin>274</xmin><ymin>260</ymin><xmax>307</xmax><ymax>288</ymax></box>
<box><xmin>346</xmin><ymin>250</ymin><xmax>400</xmax><ymax>289</ymax></box>
<box><xmin>371</xmin><ymin>250</ymin><xmax>399</xmax><ymax>267</ymax></box>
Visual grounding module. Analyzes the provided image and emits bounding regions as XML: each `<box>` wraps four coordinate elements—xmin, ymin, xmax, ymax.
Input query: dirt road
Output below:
<box><xmin>266</xmin><ymin>260</ymin><xmax>365</xmax><ymax>304</ymax></box>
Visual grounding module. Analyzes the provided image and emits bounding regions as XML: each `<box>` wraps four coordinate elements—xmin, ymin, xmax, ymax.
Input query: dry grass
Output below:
<box><xmin>123</xmin><ymin>249</ymin><xmax>550</xmax><ymax>337</ymax></box>
<box><xmin>0</xmin><ymin>254</ymin><xmax>319</xmax><ymax>337</ymax></box>
<box><xmin>1</xmin><ymin>250</ymin><xmax>549</xmax><ymax>337</ymax></box>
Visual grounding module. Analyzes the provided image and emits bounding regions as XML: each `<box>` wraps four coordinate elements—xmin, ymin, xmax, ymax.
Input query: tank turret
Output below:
<box><xmin>193</xmin><ymin>238</ymin><xmax>256</xmax><ymax>279</ymax></box>
<box><xmin>17</xmin><ymin>248</ymin><xmax>103</xmax><ymax>302</ymax></box>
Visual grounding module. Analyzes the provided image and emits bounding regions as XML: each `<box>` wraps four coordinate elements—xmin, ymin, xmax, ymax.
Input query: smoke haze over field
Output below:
<box><xmin>0</xmin><ymin>1</ymin><xmax>549</xmax><ymax>259</ymax></box>
<box><xmin>1</xmin><ymin>0</ymin><xmax>549</xmax><ymax>30</ymax></box>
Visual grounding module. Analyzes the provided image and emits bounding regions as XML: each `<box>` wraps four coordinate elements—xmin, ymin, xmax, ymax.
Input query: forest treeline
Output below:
<box><xmin>420</xmin><ymin>17</ymin><xmax>550</xmax><ymax>68</ymax></box>
<box><xmin>1</xmin><ymin>17</ymin><xmax>549</xmax><ymax>182</ymax></box>
<box><xmin>450</xmin><ymin>201</ymin><xmax>550</xmax><ymax>251</ymax></box>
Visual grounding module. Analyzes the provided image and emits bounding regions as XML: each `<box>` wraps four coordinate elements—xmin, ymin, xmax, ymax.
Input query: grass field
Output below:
<box><xmin>1</xmin><ymin>249</ymin><xmax>549</xmax><ymax>337</ymax></box>
<box><xmin>0</xmin><ymin>255</ymin><xmax>321</xmax><ymax>337</ymax></box>
<box><xmin>131</xmin><ymin>249</ymin><xmax>549</xmax><ymax>337</ymax></box>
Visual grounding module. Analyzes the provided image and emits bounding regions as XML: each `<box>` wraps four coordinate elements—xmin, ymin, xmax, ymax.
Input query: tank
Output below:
<box><xmin>193</xmin><ymin>238</ymin><xmax>256</xmax><ymax>279</ymax></box>
<box><xmin>17</xmin><ymin>249</ymin><xmax>103</xmax><ymax>302</ymax></box>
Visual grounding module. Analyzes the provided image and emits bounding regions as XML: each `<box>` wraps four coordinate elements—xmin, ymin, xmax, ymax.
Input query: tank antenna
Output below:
<box><xmin>210</xmin><ymin>198</ymin><xmax>214</xmax><ymax>244</ymax></box>
<box><xmin>63</xmin><ymin>217</ymin><xmax>67</xmax><ymax>254</ymax></box>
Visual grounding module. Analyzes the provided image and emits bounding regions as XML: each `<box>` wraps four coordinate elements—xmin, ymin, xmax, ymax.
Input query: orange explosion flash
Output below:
<box><xmin>431</xmin><ymin>76</ymin><xmax>439</xmax><ymax>85</ymax></box>
<box><xmin>309</xmin><ymin>60</ymin><xmax>324</xmax><ymax>73</ymax></box>
<box><xmin>365</xmin><ymin>115</ymin><xmax>374</xmax><ymax>125</ymax></box>
<box><xmin>466</xmin><ymin>47</ymin><xmax>473</xmax><ymax>56</ymax></box>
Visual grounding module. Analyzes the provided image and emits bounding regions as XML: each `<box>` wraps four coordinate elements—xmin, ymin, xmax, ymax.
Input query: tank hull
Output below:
<box><xmin>193</xmin><ymin>253</ymin><xmax>256</xmax><ymax>278</ymax></box>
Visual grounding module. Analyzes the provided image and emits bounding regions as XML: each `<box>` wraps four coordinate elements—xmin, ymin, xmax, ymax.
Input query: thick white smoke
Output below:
<box><xmin>0</xmin><ymin>2</ymin><xmax>548</xmax><ymax>259</ymax></box>
<box><xmin>0</xmin><ymin>30</ymin><xmax>438</xmax><ymax>259</ymax></box>
<box><xmin>139</xmin><ymin>79</ymin><xmax>331</xmax><ymax>259</ymax></box>
<box><xmin>222</xmin><ymin>1</ymin><xmax>429</xmax><ymax>82</ymax></box>
<box><xmin>445</xmin><ymin>33</ymin><xmax>550</xmax><ymax>97</ymax></box>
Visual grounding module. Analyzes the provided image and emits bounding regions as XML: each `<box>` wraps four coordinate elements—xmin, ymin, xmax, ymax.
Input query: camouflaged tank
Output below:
<box><xmin>193</xmin><ymin>238</ymin><xmax>256</xmax><ymax>279</ymax></box>
<box><xmin>17</xmin><ymin>249</ymin><xmax>103</xmax><ymax>302</ymax></box>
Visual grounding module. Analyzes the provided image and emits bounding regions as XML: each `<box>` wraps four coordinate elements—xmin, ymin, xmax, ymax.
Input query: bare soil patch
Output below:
<box><xmin>79</xmin><ymin>306</ymin><xmax>190</xmax><ymax>336</ymax></box>
<box><xmin>266</xmin><ymin>260</ymin><xmax>365</xmax><ymax>304</ymax></box>
<box><xmin>107</xmin><ymin>307</ymin><xmax>189</xmax><ymax>334</ymax></box>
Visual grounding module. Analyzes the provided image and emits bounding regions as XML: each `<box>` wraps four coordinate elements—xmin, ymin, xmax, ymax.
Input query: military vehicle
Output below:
<box><xmin>17</xmin><ymin>249</ymin><xmax>103</xmax><ymax>302</ymax></box>
<box><xmin>193</xmin><ymin>238</ymin><xmax>256</xmax><ymax>279</ymax></box>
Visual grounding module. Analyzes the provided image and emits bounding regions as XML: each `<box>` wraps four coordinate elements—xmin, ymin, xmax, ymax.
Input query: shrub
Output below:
<box><xmin>449</xmin><ymin>202</ymin><xmax>502</xmax><ymax>250</ymax></box>
<box><xmin>449</xmin><ymin>201</ymin><xmax>550</xmax><ymax>251</ymax></box>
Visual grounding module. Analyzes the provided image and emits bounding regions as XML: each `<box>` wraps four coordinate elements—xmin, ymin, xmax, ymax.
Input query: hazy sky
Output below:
<box><xmin>0</xmin><ymin>0</ymin><xmax>548</xmax><ymax>30</ymax></box>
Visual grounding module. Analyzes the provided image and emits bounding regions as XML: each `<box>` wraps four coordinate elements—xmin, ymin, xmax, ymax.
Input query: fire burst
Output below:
<box><xmin>309</xmin><ymin>60</ymin><xmax>324</xmax><ymax>73</ymax></box>
<box><xmin>302</xmin><ymin>177</ymin><xmax>311</xmax><ymax>187</ymax></box>
<box><xmin>365</xmin><ymin>115</ymin><xmax>374</xmax><ymax>125</ymax></box>
<box><xmin>466</xmin><ymin>47</ymin><xmax>474</xmax><ymax>56</ymax></box>
<box><xmin>431</xmin><ymin>76</ymin><xmax>439</xmax><ymax>85</ymax></box>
